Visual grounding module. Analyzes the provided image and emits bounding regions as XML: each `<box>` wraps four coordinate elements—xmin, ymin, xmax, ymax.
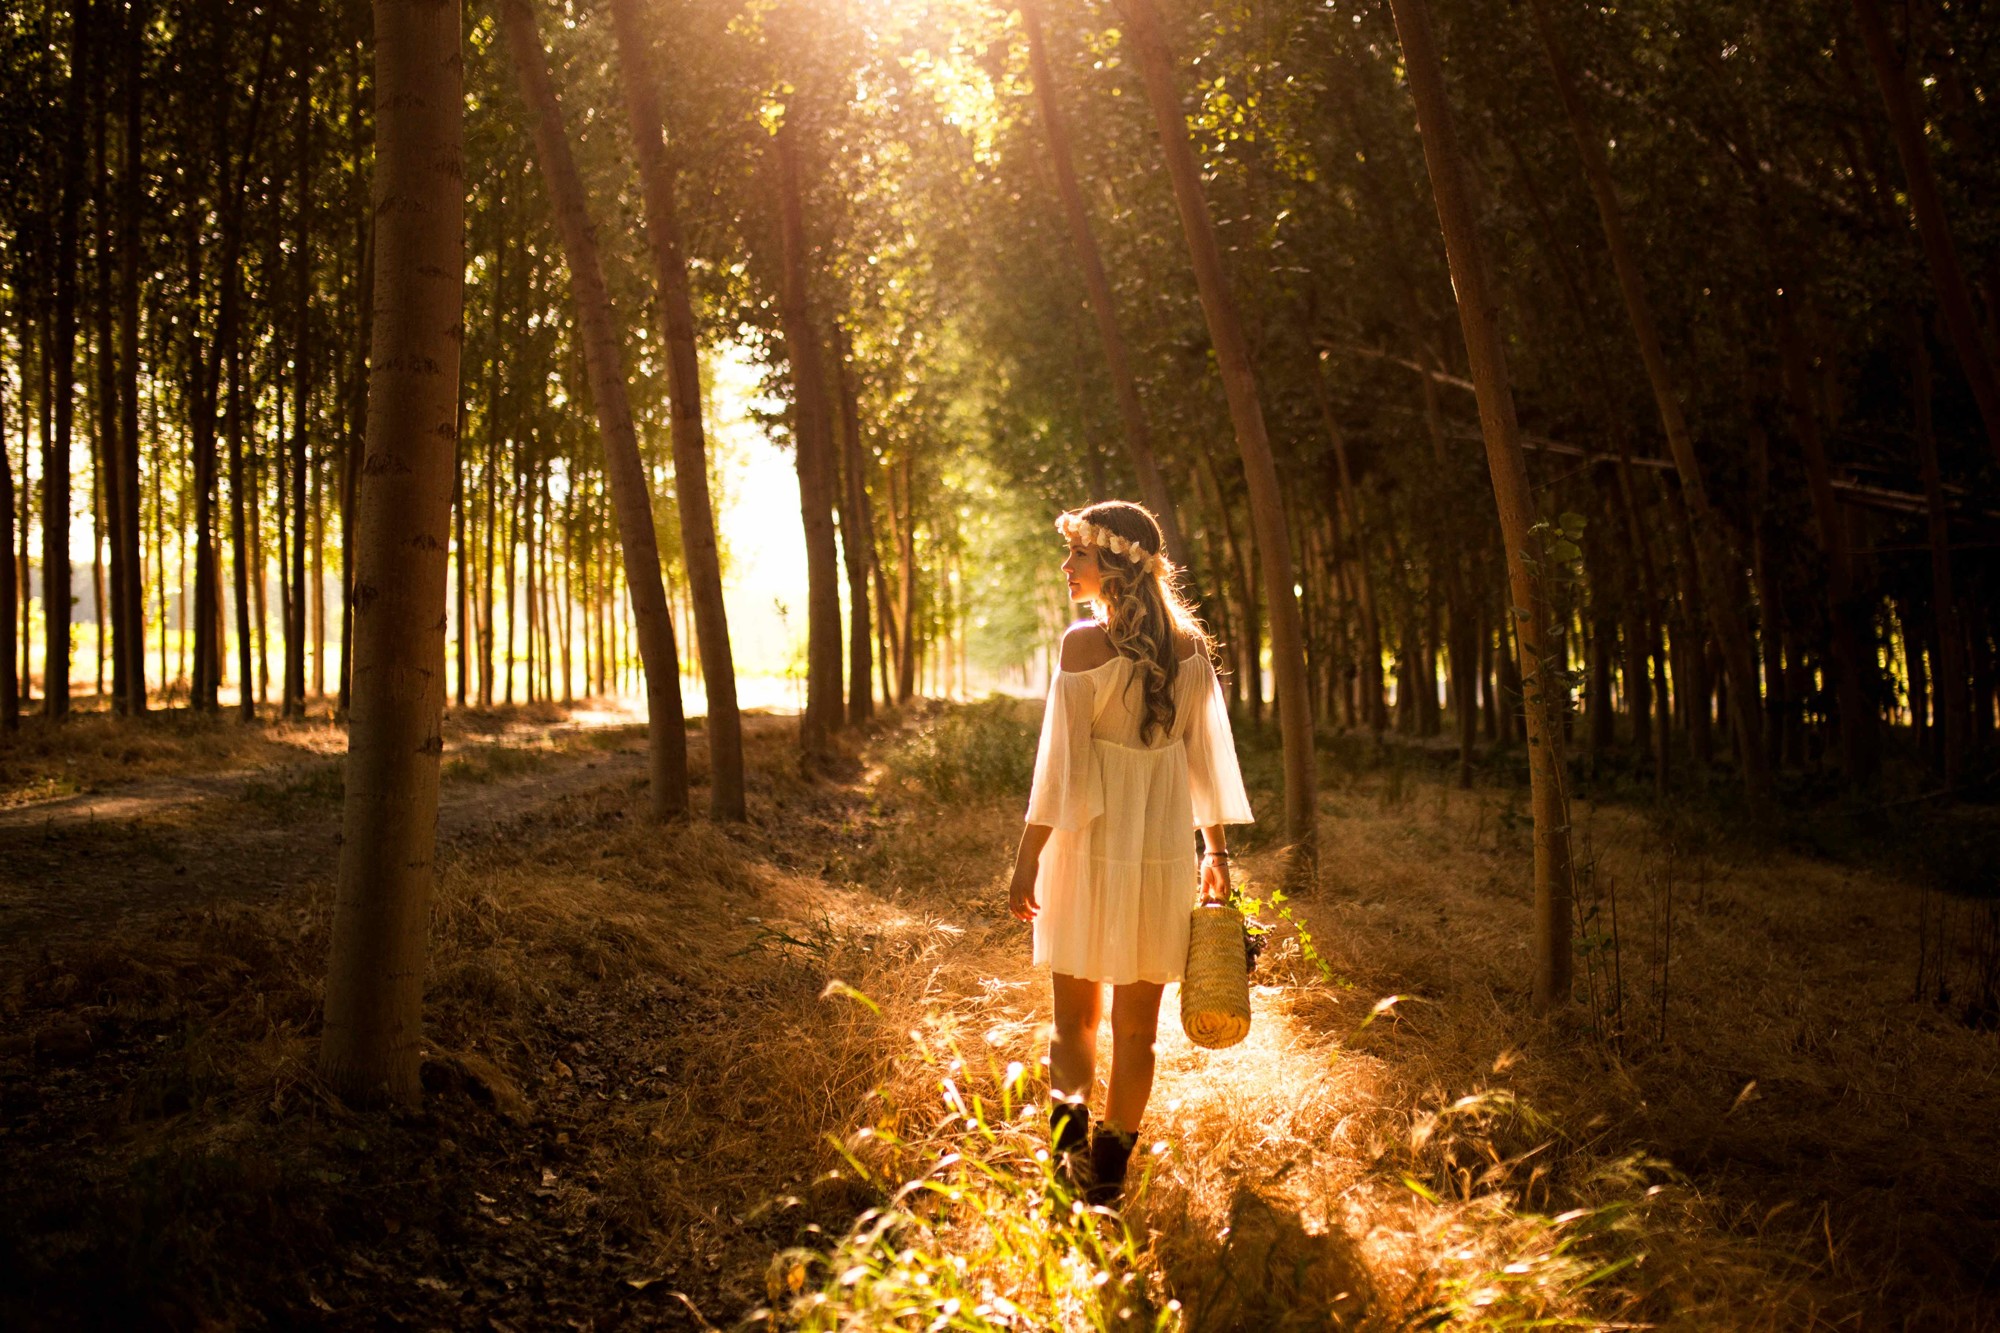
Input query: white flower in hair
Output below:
<box><xmin>1056</xmin><ymin>512</ymin><xmax>1162</xmax><ymax>575</ymax></box>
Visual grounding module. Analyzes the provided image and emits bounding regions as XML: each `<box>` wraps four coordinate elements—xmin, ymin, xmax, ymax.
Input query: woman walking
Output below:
<box><xmin>1008</xmin><ymin>500</ymin><xmax>1253</xmax><ymax>1205</ymax></box>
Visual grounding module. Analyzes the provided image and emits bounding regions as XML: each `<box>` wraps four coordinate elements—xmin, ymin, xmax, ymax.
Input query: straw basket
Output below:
<box><xmin>1181</xmin><ymin>904</ymin><xmax>1251</xmax><ymax>1049</ymax></box>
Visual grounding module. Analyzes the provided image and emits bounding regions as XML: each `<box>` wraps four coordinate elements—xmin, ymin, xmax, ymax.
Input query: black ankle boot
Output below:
<box><xmin>1050</xmin><ymin>1100</ymin><xmax>1091</xmax><ymax>1189</ymax></box>
<box><xmin>1086</xmin><ymin>1125</ymin><xmax>1136</xmax><ymax>1206</ymax></box>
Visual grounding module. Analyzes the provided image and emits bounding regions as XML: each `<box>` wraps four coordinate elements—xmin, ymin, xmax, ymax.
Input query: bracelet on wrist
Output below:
<box><xmin>1202</xmin><ymin>849</ymin><xmax>1230</xmax><ymax>860</ymax></box>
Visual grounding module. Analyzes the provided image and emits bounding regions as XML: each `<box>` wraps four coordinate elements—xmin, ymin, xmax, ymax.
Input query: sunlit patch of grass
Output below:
<box><xmin>768</xmin><ymin>1028</ymin><xmax>1174</xmax><ymax>1332</ymax></box>
<box><xmin>0</xmin><ymin>707</ymin><xmax>339</xmax><ymax>806</ymax></box>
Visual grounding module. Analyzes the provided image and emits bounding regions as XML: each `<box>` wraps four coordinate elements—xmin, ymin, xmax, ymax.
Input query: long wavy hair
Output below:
<box><xmin>1063</xmin><ymin>500</ymin><xmax>1215</xmax><ymax>744</ymax></box>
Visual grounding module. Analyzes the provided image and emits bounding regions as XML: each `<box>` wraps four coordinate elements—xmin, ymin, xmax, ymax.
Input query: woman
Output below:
<box><xmin>1008</xmin><ymin>500</ymin><xmax>1253</xmax><ymax>1205</ymax></box>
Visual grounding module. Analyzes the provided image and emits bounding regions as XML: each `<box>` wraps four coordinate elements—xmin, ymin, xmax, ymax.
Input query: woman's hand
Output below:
<box><xmin>1200</xmin><ymin>855</ymin><xmax>1231</xmax><ymax>905</ymax></box>
<box><xmin>1010</xmin><ymin>824</ymin><xmax>1054</xmax><ymax>923</ymax></box>
<box><xmin>1009</xmin><ymin>862</ymin><xmax>1040</xmax><ymax>922</ymax></box>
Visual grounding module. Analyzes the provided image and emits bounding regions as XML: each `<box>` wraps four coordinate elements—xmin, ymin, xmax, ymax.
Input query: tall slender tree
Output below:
<box><xmin>608</xmin><ymin>0</ymin><xmax>747</xmax><ymax>819</ymax></box>
<box><xmin>1019</xmin><ymin>0</ymin><xmax>1188</xmax><ymax>569</ymax></box>
<box><xmin>1526</xmin><ymin>0</ymin><xmax>1772</xmax><ymax>807</ymax></box>
<box><xmin>1386</xmin><ymin>0</ymin><xmax>1574</xmax><ymax>1009</ymax></box>
<box><xmin>1851</xmin><ymin>0</ymin><xmax>2000</xmax><ymax>472</ymax></box>
<box><xmin>45</xmin><ymin>2</ymin><xmax>86</xmax><ymax>719</ymax></box>
<box><xmin>319</xmin><ymin>0</ymin><xmax>466</xmax><ymax>1107</ymax></box>
<box><xmin>1117</xmin><ymin>0</ymin><xmax>1316</xmax><ymax>884</ymax></box>
<box><xmin>501</xmin><ymin>0</ymin><xmax>689</xmax><ymax>818</ymax></box>
<box><xmin>774</xmin><ymin>113</ymin><xmax>845</xmax><ymax>763</ymax></box>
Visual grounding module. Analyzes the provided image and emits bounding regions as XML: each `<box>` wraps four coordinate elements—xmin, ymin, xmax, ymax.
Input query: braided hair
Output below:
<box><xmin>1062</xmin><ymin>500</ymin><xmax>1215</xmax><ymax>744</ymax></box>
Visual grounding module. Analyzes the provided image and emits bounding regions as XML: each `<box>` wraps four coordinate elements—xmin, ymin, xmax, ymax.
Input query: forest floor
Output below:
<box><xmin>0</xmin><ymin>697</ymin><xmax>1996</xmax><ymax>1330</ymax></box>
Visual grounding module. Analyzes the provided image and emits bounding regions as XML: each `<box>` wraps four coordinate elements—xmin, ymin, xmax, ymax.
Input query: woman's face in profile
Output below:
<box><xmin>1061</xmin><ymin>540</ymin><xmax>1101</xmax><ymax>604</ymax></box>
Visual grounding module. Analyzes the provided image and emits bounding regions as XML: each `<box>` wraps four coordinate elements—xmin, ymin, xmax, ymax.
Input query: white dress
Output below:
<box><xmin>1025</xmin><ymin>651</ymin><xmax>1254</xmax><ymax>985</ymax></box>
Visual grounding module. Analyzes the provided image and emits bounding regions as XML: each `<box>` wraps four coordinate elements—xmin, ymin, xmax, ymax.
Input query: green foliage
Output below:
<box><xmin>880</xmin><ymin>698</ymin><xmax>1038</xmax><ymax>802</ymax></box>
<box><xmin>768</xmin><ymin>1032</ymin><xmax>1175</xmax><ymax>1332</ymax></box>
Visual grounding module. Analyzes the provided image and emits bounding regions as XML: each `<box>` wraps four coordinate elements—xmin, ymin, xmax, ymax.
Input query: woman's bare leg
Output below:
<box><xmin>1103</xmin><ymin>980</ymin><xmax>1165</xmax><ymax>1133</ymax></box>
<box><xmin>1049</xmin><ymin>972</ymin><xmax>1103</xmax><ymax>1105</ymax></box>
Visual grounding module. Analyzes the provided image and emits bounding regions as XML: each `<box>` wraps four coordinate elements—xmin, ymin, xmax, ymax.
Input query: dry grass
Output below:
<box><xmin>1</xmin><ymin>700</ymin><xmax>1994</xmax><ymax>1330</ymax></box>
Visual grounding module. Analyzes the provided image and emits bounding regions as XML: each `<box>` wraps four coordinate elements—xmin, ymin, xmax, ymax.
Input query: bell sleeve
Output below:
<box><xmin>1185</xmin><ymin>658</ymin><xmax>1254</xmax><ymax>827</ymax></box>
<box><xmin>1024</xmin><ymin>672</ymin><xmax>1100</xmax><ymax>831</ymax></box>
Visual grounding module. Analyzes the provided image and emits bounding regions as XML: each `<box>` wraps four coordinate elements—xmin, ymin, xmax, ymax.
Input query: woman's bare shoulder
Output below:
<box><xmin>1059</xmin><ymin>620</ymin><xmax>1117</xmax><ymax>672</ymax></box>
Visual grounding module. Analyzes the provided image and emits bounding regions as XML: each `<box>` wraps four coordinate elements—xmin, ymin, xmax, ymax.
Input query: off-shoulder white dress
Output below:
<box><xmin>1024</xmin><ymin>651</ymin><xmax>1254</xmax><ymax>985</ymax></box>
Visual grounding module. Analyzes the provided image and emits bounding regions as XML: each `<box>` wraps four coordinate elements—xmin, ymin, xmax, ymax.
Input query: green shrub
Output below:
<box><xmin>882</xmin><ymin>699</ymin><xmax>1038</xmax><ymax>802</ymax></box>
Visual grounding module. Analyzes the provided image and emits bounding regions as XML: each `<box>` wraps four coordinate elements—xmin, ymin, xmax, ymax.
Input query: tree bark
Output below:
<box><xmin>1852</xmin><ymin>0</ymin><xmax>2000</xmax><ymax>472</ymax></box>
<box><xmin>226</xmin><ymin>330</ymin><xmax>254</xmax><ymax>720</ymax></box>
<box><xmin>285</xmin><ymin>36</ymin><xmax>315</xmax><ymax>721</ymax></box>
<box><xmin>1</xmin><ymin>358</ymin><xmax>14</xmax><ymax>729</ymax></box>
<box><xmin>1388</xmin><ymin>0</ymin><xmax>1573</xmax><ymax>1009</ymax></box>
<box><xmin>1908</xmin><ymin>314</ymin><xmax>1968</xmax><ymax>785</ymax></box>
<box><xmin>1528</xmin><ymin>0</ymin><xmax>1770</xmax><ymax>807</ymax></box>
<box><xmin>1773</xmin><ymin>287</ymin><xmax>1880</xmax><ymax>783</ymax></box>
<box><xmin>319</xmin><ymin>0</ymin><xmax>465</xmax><ymax>1107</ymax></box>
<box><xmin>1313</xmin><ymin>362</ymin><xmax>1386</xmax><ymax>739</ymax></box>
<box><xmin>773</xmin><ymin>115</ymin><xmax>845</xmax><ymax>761</ymax></box>
<box><xmin>608</xmin><ymin>0</ymin><xmax>746</xmax><ymax>817</ymax></box>
<box><xmin>1119</xmin><ymin>0</ymin><xmax>1315</xmax><ymax>882</ymax></box>
<box><xmin>894</xmin><ymin>452</ymin><xmax>916</xmax><ymax>703</ymax></box>
<box><xmin>501</xmin><ymin>0</ymin><xmax>688</xmax><ymax>817</ymax></box>
<box><xmin>114</xmin><ymin>0</ymin><xmax>146</xmax><ymax>714</ymax></box>
<box><xmin>45</xmin><ymin>8</ymin><xmax>87</xmax><ymax>718</ymax></box>
<box><xmin>1019</xmin><ymin>0</ymin><xmax>1188</xmax><ymax>569</ymax></box>
<box><xmin>833</xmin><ymin>321</ymin><xmax>875</xmax><ymax>726</ymax></box>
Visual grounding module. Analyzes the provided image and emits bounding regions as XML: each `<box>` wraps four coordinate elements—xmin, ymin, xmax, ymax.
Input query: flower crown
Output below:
<box><xmin>1057</xmin><ymin>512</ymin><xmax>1163</xmax><ymax>576</ymax></box>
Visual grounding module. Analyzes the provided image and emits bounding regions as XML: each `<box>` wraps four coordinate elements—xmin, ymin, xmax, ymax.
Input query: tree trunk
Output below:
<box><xmin>1</xmin><ymin>362</ymin><xmax>14</xmax><ymax>729</ymax></box>
<box><xmin>501</xmin><ymin>0</ymin><xmax>688</xmax><ymax>817</ymax></box>
<box><xmin>46</xmin><ymin>10</ymin><xmax>86</xmax><ymax>718</ymax></box>
<box><xmin>285</xmin><ymin>50</ymin><xmax>314</xmax><ymax>722</ymax></box>
<box><xmin>1773</xmin><ymin>288</ymin><xmax>1880</xmax><ymax>783</ymax></box>
<box><xmin>227</xmin><ymin>332</ymin><xmax>254</xmax><ymax>720</ymax></box>
<box><xmin>895</xmin><ymin>452</ymin><xmax>916</xmax><ymax>703</ymax></box>
<box><xmin>453</xmin><ymin>452</ymin><xmax>467</xmax><ymax>708</ymax></box>
<box><xmin>1852</xmin><ymin>0</ymin><xmax>2000</xmax><ymax>472</ymax></box>
<box><xmin>1908</xmin><ymin>314</ymin><xmax>1968</xmax><ymax>785</ymax></box>
<box><xmin>608</xmin><ymin>0</ymin><xmax>746</xmax><ymax>817</ymax></box>
<box><xmin>1528</xmin><ymin>0</ymin><xmax>1770</xmax><ymax>807</ymax></box>
<box><xmin>1020</xmin><ymin>0</ymin><xmax>1188</xmax><ymax>569</ymax></box>
<box><xmin>1389</xmin><ymin>0</ymin><xmax>1573</xmax><ymax>1009</ymax></box>
<box><xmin>1119</xmin><ymin>0</ymin><xmax>1314</xmax><ymax>880</ymax></box>
<box><xmin>1313</xmin><ymin>361</ymin><xmax>1386</xmax><ymax>740</ymax></box>
<box><xmin>833</xmin><ymin>322</ymin><xmax>875</xmax><ymax>726</ymax></box>
<box><xmin>114</xmin><ymin>0</ymin><xmax>146</xmax><ymax>715</ymax></box>
<box><xmin>772</xmin><ymin>115</ymin><xmax>845</xmax><ymax>761</ymax></box>
<box><xmin>319</xmin><ymin>0</ymin><xmax>465</xmax><ymax>1107</ymax></box>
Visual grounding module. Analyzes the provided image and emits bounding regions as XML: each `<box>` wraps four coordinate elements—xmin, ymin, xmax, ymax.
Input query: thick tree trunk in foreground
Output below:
<box><xmin>1021</xmin><ymin>0</ymin><xmax>1188</xmax><ymax>569</ymax></box>
<box><xmin>608</xmin><ymin>0</ymin><xmax>746</xmax><ymax>818</ymax></box>
<box><xmin>1529</xmin><ymin>0</ymin><xmax>1771</xmax><ymax>809</ymax></box>
<box><xmin>1119</xmin><ymin>0</ymin><xmax>1316</xmax><ymax>884</ymax></box>
<box><xmin>1388</xmin><ymin>0</ymin><xmax>1573</xmax><ymax>1009</ymax></box>
<box><xmin>773</xmin><ymin>116</ymin><xmax>846</xmax><ymax>762</ymax></box>
<box><xmin>318</xmin><ymin>0</ymin><xmax>465</xmax><ymax>1107</ymax></box>
<box><xmin>502</xmin><ymin>0</ymin><xmax>688</xmax><ymax>817</ymax></box>
<box><xmin>1852</xmin><ymin>0</ymin><xmax>2000</xmax><ymax>473</ymax></box>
